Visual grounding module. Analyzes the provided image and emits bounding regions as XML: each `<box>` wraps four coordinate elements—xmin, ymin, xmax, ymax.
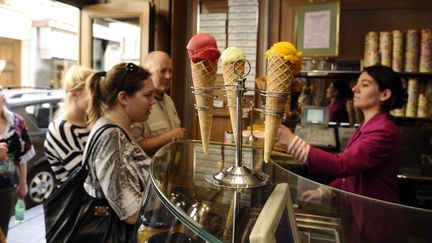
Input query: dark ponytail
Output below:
<box><xmin>86</xmin><ymin>64</ymin><xmax>151</xmax><ymax>125</ymax></box>
<box><xmin>87</xmin><ymin>71</ymin><xmax>106</xmax><ymax>125</ymax></box>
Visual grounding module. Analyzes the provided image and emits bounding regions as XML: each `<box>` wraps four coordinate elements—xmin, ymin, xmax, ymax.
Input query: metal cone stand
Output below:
<box><xmin>205</xmin><ymin>59</ymin><xmax>268</xmax><ymax>188</ymax></box>
<box><xmin>247</xmin><ymin>99</ymin><xmax>257</xmax><ymax>144</ymax></box>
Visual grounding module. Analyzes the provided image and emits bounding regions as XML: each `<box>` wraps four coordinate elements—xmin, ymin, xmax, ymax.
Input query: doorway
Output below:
<box><xmin>80</xmin><ymin>1</ymin><xmax>151</xmax><ymax>69</ymax></box>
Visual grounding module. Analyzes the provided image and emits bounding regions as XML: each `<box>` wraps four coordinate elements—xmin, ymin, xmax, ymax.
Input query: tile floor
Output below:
<box><xmin>7</xmin><ymin>205</ymin><xmax>45</xmax><ymax>243</ymax></box>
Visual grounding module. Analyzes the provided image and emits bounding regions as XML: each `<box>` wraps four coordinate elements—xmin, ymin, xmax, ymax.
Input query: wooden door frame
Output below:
<box><xmin>80</xmin><ymin>1</ymin><xmax>151</xmax><ymax>67</ymax></box>
<box><xmin>0</xmin><ymin>37</ymin><xmax>21</xmax><ymax>87</ymax></box>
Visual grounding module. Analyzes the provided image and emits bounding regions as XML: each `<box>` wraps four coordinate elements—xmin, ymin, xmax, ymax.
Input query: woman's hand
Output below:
<box><xmin>276</xmin><ymin>125</ymin><xmax>296</xmax><ymax>147</ymax></box>
<box><xmin>0</xmin><ymin>142</ymin><xmax>8</xmax><ymax>161</ymax></box>
<box><xmin>300</xmin><ymin>187</ymin><xmax>332</xmax><ymax>204</ymax></box>
<box><xmin>300</xmin><ymin>189</ymin><xmax>323</xmax><ymax>204</ymax></box>
<box><xmin>16</xmin><ymin>163</ymin><xmax>28</xmax><ymax>199</ymax></box>
<box><xmin>124</xmin><ymin>212</ymin><xmax>138</xmax><ymax>225</ymax></box>
<box><xmin>17</xmin><ymin>182</ymin><xmax>28</xmax><ymax>199</ymax></box>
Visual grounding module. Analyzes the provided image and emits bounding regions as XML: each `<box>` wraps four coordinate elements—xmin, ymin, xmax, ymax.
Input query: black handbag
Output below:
<box><xmin>44</xmin><ymin>124</ymin><xmax>136</xmax><ymax>243</ymax></box>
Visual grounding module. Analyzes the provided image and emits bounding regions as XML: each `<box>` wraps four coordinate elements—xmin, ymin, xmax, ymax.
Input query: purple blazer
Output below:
<box><xmin>307</xmin><ymin>112</ymin><xmax>406</xmax><ymax>242</ymax></box>
<box><xmin>307</xmin><ymin>112</ymin><xmax>401</xmax><ymax>203</ymax></box>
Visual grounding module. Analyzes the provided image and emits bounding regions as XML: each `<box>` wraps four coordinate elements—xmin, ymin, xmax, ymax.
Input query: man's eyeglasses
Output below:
<box><xmin>116</xmin><ymin>63</ymin><xmax>138</xmax><ymax>93</ymax></box>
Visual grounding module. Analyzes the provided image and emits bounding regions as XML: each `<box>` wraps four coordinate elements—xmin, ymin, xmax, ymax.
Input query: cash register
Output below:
<box><xmin>294</xmin><ymin>106</ymin><xmax>338</xmax><ymax>152</ymax></box>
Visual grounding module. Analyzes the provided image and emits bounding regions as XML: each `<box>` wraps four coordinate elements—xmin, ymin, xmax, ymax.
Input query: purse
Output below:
<box><xmin>44</xmin><ymin>124</ymin><xmax>136</xmax><ymax>243</ymax></box>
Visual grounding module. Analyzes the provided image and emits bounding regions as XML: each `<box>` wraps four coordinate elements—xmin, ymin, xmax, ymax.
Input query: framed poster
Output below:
<box><xmin>295</xmin><ymin>2</ymin><xmax>340</xmax><ymax>57</ymax></box>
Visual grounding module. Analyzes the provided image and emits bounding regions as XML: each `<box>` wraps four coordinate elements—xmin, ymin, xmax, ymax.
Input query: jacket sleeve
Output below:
<box><xmin>307</xmin><ymin>128</ymin><xmax>398</xmax><ymax>178</ymax></box>
<box><xmin>329</xmin><ymin>178</ymin><xmax>342</xmax><ymax>189</ymax></box>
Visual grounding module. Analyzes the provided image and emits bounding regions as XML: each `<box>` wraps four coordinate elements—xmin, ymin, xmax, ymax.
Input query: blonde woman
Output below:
<box><xmin>0</xmin><ymin>85</ymin><xmax>35</xmax><ymax>237</ymax></box>
<box><xmin>44</xmin><ymin>65</ymin><xmax>94</xmax><ymax>184</ymax></box>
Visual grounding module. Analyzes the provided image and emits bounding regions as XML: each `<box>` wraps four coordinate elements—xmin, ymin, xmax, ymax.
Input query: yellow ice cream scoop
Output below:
<box><xmin>221</xmin><ymin>47</ymin><xmax>246</xmax><ymax>63</ymax></box>
<box><xmin>266</xmin><ymin>42</ymin><xmax>302</xmax><ymax>74</ymax></box>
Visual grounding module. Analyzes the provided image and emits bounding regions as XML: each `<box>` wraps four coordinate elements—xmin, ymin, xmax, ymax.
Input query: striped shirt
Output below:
<box><xmin>44</xmin><ymin>119</ymin><xmax>89</xmax><ymax>183</ymax></box>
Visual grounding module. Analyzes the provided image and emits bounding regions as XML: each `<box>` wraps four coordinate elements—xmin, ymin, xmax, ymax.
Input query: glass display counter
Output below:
<box><xmin>137</xmin><ymin>140</ymin><xmax>432</xmax><ymax>243</ymax></box>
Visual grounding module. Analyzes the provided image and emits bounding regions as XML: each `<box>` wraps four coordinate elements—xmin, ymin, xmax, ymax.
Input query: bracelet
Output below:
<box><xmin>287</xmin><ymin>135</ymin><xmax>310</xmax><ymax>163</ymax></box>
<box><xmin>287</xmin><ymin>136</ymin><xmax>299</xmax><ymax>154</ymax></box>
<box><xmin>317</xmin><ymin>187</ymin><xmax>330</xmax><ymax>200</ymax></box>
<box><xmin>316</xmin><ymin>187</ymin><xmax>324</xmax><ymax>198</ymax></box>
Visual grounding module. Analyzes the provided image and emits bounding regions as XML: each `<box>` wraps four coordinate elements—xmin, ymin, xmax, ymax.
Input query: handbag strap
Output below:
<box><xmin>82</xmin><ymin>123</ymin><xmax>118</xmax><ymax>167</ymax></box>
<box><xmin>82</xmin><ymin>123</ymin><xmax>135</xmax><ymax>195</ymax></box>
<box><xmin>85</xmin><ymin>124</ymin><xmax>132</xmax><ymax>167</ymax></box>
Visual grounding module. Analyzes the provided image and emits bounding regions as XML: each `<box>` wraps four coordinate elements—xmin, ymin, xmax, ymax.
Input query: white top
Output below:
<box><xmin>44</xmin><ymin>119</ymin><xmax>89</xmax><ymax>183</ymax></box>
<box><xmin>83</xmin><ymin>117</ymin><xmax>151</xmax><ymax>220</ymax></box>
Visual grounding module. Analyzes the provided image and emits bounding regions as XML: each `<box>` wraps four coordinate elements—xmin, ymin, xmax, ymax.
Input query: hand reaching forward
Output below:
<box><xmin>300</xmin><ymin>189</ymin><xmax>323</xmax><ymax>204</ymax></box>
<box><xmin>276</xmin><ymin>125</ymin><xmax>296</xmax><ymax>147</ymax></box>
<box><xmin>300</xmin><ymin>187</ymin><xmax>333</xmax><ymax>204</ymax></box>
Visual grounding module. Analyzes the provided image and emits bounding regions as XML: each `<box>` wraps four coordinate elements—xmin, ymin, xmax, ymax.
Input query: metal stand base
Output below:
<box><xmin>205</xmin><ymin>165</ymin><xmax>269</xmax><ymax>189</ymax></box>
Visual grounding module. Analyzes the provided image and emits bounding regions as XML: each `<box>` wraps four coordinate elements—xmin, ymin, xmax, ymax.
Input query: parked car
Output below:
<box><xmin>5</xmin><ymin>89</ymin><xmax>64</xmax><ymax>207</ymax></box>
<box><xmin>4</xmin><ymin>87</ymin><xmax>63</xmax><ymax>99</ymax></box>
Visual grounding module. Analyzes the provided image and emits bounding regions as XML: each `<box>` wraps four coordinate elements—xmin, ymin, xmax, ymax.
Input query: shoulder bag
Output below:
<box><xmin>44</xmin><ymin>124</ymin><xmax>136</xmax><ymax>243</ymax></box>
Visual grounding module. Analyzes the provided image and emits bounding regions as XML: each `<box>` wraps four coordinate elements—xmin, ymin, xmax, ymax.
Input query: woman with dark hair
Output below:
<box><xmin>326</xmin><ymin>79</ymin><xmax>352</xmax><ymax>123</ymax></box>
<box><xmin>277</xmin><ymin>65</ymin><xmax>403</xmax><ymax>201</ymax></box>
<box><xmin>77</xmin><ymin>63</ymin><xmax>153</xmax><ymax>241</ymax></box>
<box><xmin>276</xmin><ymin>65</ymin><xmax>406</xmax><ymax>242</ymax></box>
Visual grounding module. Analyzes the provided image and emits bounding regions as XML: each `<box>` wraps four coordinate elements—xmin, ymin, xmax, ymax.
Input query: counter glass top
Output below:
<box><xmin>144</xmin><ymin>140</ymin><xmax>432</xmax><ymax>242</ymax></box>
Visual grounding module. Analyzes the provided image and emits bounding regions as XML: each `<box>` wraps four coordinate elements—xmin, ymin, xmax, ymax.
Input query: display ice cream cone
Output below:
<box><xmin>191</xmin><ymin>60</ymin><xmax>217</xmax><ymax>155</ymax></box>
<box><xmin>222</xmin><ymin>60</ymin><xmax>245</xmax><ymax>143</ymax></box>
<box><xmin>264</xmin><ymin>56</ymin><xmax>296</xmax><ymax>162</ymax></box>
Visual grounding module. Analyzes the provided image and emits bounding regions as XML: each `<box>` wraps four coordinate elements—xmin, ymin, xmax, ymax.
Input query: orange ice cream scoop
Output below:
<box><xmin>266</xmin><ymin>41</ymin><xmax>302</xmax><ymax>74</ymax></box>
<box><xmin>187</xmin><ymin>33</ymin><xmax>221</xmax><ymax>65</ymax></box>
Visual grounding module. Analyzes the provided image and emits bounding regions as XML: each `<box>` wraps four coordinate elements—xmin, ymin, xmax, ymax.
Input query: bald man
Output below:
<box><xmin>131</xmin><ymin>51</ymin><xmax>185</xmax><ymax>155</ymax></box>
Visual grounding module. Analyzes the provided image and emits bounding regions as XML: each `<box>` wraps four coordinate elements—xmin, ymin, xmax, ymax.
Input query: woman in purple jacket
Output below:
<box><xmin>277</xmin><ymin>65</ymin><xmax>406</xmax><ymax>242</ymax></box>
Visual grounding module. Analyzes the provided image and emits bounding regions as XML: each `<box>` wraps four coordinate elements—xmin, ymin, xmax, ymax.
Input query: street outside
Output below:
<box><xmin>7</xmin><ymin>205</ymin><xmax>45</xmax><ymax>243</ymax></box>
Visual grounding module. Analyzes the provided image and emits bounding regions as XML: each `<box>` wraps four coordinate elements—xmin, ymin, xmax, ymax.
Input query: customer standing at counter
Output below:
<box><xmin>76</xmin><ymin>63</ymin><xmax>154</xmax><ymax>241</ymax></box>
<box><xmin>277</xmin><ymin>65</ymin><xmax>406</xmax><ymax>242</ymax></box>
<box><xmin>45</xmin><ymin>65</ymin><xmax>93</xmax><ymax>184</ymax></box>
<box><xmin>131</xmin><ymin>51</ymin><xmax>185</xmax><ymax>156</ymax></box>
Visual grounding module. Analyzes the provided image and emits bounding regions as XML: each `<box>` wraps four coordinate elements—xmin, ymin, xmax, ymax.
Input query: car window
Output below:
<box><xmin>25</xmin><ymin>105</ymin><xmax>36</xmax><ymax>117</ymax></box>
<box><xmin>24</xmin><ymin>102</ymin><xmax>60</xmax><ymax>128</ymax></box>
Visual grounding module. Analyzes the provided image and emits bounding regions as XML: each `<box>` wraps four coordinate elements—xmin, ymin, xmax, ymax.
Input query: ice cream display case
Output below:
<box><xmin>137</xmin><ymin>140</ymin><xmax>432</xmax><ymax>243</ymax></box>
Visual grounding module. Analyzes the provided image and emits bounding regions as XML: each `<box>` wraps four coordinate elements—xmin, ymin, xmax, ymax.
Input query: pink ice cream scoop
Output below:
<box><xmin>187</xmin><ymin>33</ymin><xmax>221</xmax><ymax>64</ymax></box>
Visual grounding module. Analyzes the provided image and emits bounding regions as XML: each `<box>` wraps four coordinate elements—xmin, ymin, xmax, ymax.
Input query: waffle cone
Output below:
<box><xmin>191</xmin><ymin>60</ymin><xmax>217</xmax><ymax>155</ymax></box>
<box><xmin>264</xmin><ymin>56</ymin><xmax>296</xmax><ymax>162</ymax></box>
<box><xmin>222</xmin><ymin>60</ymin><xmax>245</xmax><ymax>142</ymax></box>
